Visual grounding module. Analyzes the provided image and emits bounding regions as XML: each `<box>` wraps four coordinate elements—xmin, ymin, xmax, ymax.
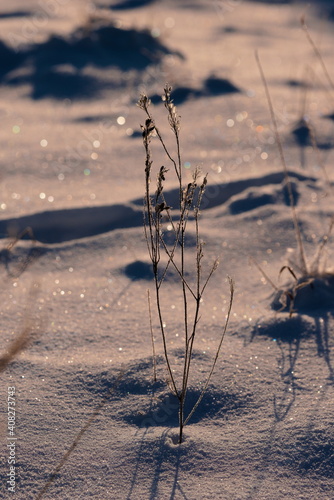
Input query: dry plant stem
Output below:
<box><xmin>162</xmin><ymin>91</ymin><xmax>190</xmax><ymax>432</ymax></box>
<box><xmin>255</xmin><ymin>50</ymin><xmax>308</xmax><ymax>275</ymax></box>
<box><xmin>0</xmin><ymin>282</ymin><xmax>41</xmax><ymax>373</ymax></box>
<box><xmin>306</xmin><ymin>119</ymin><xmax>332</xmax><ymax>192</ymax></box>
<box><xmin>6</xmin><ymin>226</ymin><xmax>35</xmax><ymax>252</ymax></box>
<box><xmin>1</xmin><ymin>226</ymin><xmax>37</xmax><ymax>278</ymax></box>
<box><xmin>147</xmin><ymin>289</ymin><xmax>157</xmax><ymax>382</ymax></box>
<box><xmin>184</xmin><ymin>277</ymin><xmax>234</xmax><ymax>427</ymax></box>
<box><xmin>249</xmin><ymin>256</ymin><xmax>279</xmax><ymax>292</ymax></box>
<box><xmin>0</xmin><ymin>325</ymin><xmax>33</xmax><ymax>373</ymax></box>
<box><xmin>310</xmin><ymin>216</ymin><xmax>334</xmax><ymax>273</ymax></box>
<box><xmin>301</xmin><ymin>16</ymin><xmax>334</xmax><ymax>93</ymax></box>
<box><xmin>139</xmin><ymin>87</ymin><xmax>233</xmax><ymax>443</ymax></box>
<box><xmin>179</xmin><ymin>176</ymin><xmax>209</xmax><ymax>442</ymax></box>
<box><xmin>142</xmin><ymin>110</ymin><xmax>178</xmax><ymax>397</ymax></box>
<box><xmin>141</xmin><ymin>92</ymin><xmax>188</xmax><ymax>400</ymax></box>
<box><xmin>297</xmin><ymin>67</ymin><xmax>332</xmax><ymax>191</ymax></box>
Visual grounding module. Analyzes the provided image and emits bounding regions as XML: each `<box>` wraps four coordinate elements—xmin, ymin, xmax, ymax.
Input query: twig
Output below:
<box><xmin>147</xmin><ymin>289</ymin><xmax>157</xmax><ymax>382</ymax></box>
<box><xmin>301</xmin><ymin>16</ymin><xmax>334</xmax><ymax>93</ymax></box>
<box><xmin>255</xmin><ymin>50</ymin><xmax>308</xmax><ymax>276</ymax></box>
<box><xmin>0</xmin><ymin>282</ymin><xmax>41</xmax><ymax>373</ymax></box>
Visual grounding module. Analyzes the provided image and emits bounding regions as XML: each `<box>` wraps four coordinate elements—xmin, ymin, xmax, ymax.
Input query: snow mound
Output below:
<box><xmin>272</xmin><ymin>274</ymin><xmax>334</xmax><ymax>316</ymax></box>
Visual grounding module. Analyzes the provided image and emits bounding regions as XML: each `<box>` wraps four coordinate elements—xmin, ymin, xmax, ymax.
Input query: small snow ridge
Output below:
<box><xmin>0</xmin><ymin>204</ymin><xmax>143</xmax><ymax>244</ymax></box>
<box><xmin>132</xmin><ymin>170</ymin><xmax>314</xmax><ymax>212</ymax></box>
<box><xmin>228</xmin><ymin>182</ymin><xmax>299</xmax><ymax>215</ymax></box>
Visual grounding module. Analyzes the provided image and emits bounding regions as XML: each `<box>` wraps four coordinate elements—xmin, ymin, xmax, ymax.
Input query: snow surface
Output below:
<box><xmin>1</xmin><ymin>0</ymin><xmax>334</xmax><ymax>499</ymax></box>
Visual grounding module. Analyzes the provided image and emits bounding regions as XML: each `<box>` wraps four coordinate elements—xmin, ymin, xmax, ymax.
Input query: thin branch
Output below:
<box><xmin>147</xmin><ymin>289</ymin><xmax>157</xmax><ymax>382</ymax></box>
<box><xmin>0</xmin><ymin>282</ymin><xmax>41</xmax><ymax>373</ymax></box>
<box><xmin>255</xmin><ymin>50</ymin><xmax>308</xmax><ymax>275</ymax></box>
<box><xmin>184</xmin><ymin>277</ymin><xmax>234</xmax><ymax>426</ymax></box>
<box><xmin>301</xmin><ymin>16</ymin><xmax>334</xmax><ymax>92</ymax></box>
<box><xmin>249</xmin><ymin>256</ymin><xmax>279</xmax><ymax>292</ymax></box>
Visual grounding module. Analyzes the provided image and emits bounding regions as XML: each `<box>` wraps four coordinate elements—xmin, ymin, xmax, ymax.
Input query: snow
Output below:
<box><xmin>1</xmin><ymin>1</ymin><xmax>334</xmax><ymax>499</ymax></box>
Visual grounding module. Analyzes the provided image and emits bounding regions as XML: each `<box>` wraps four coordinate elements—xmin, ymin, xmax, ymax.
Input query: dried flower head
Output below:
<box><xmin>137</xmin><ymin>94</ymin><xmax>151</xmax><ymax>111</ymax></box>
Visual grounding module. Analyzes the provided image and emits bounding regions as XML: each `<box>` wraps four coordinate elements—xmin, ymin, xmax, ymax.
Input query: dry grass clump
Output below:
<box><xmin>0</xmin><ymin>282</ymin><xmax>41</xmax><ymax>373</ymax></box>
<box><xmin>256</xmin><ymin>34</ymin><xmax>334</xmax><ymax>316</ymax></box>
<box><xmin>138</xmin><ymin>85</ymin><xmax>234</xmax><ymax>443</ymax></box>
<box><xmin>0</xmin><ymin>326</ymin><xmax>33</xmax><ymax>373</ymax></box>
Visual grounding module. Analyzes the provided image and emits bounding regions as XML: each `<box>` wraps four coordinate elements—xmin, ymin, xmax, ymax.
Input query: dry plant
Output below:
<box><xmin>138</xmin><ymin>85</ymin><xmax>234</xmax><ymax>443</ymax></box>
<box><xmin>0</xmin><ymin>282</ymin><xmax>41</xmax><ymax>373</ymax></box>
<box><xmin>298</xmin><ymin>17</ymin><xmax>333</xmax><ymax>191</ymax></box>
<box><xmin>255</xmin><ymin>51</ymin><xmax>334</xmax><ymax>316</ymax></box>
<box><xmin>0</xmin><ymin>226</ymin><xmax>38</xmax><ymax>278</ymax></box>
<box><xmin>301</xmin><ymin>16</ymin><xmax>334</xmax><ymax>95</ymax></box>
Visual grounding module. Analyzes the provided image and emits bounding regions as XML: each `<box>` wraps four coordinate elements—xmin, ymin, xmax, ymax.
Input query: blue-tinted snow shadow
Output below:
<box><xmin>0</xmin><ymin>204</ymin><xmax>143</xmax><ymax>244</ymax></box>
<box><xmin>0</xmin><ymin>10</ymin><xmax>32</xmax><ymax>19</ymax></box>
<box><xmin>132</xmin><ymin>170</ymin><xmax>317</xmax><ymax>213</ymax></box>
<box><xmin>109</xmin><ymin>0</ymin><xmax>157</xmax><ymax>9</ymax></box>
<box><xmin>0</xmin><ymin>170</ymin><xmax>317</xmax><ymax>247</ymax></box>
<box><xmin>149</xmin><ymin>76</ymin><xmax>241</xmax><ymax>106</ymax></box>
<box><xmin>1</xmin><ymin>17</ymin><xmax>183</xmax><ymax>100</ymax></box>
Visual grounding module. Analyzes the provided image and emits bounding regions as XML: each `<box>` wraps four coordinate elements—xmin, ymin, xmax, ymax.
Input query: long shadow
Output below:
<box><xmin>126</xmin><ymin>426</ymin><xmax>151</xmax><ymax>500</ymax></box>
<box><xmin>251</xmin><ymin>315</ymin><xmax>309</xmax><ymax>421</ymax></box>
<box><xmin>148</xmin><ymin>434</ymin><xmax>188</xmax><ymax>500</ymax></box>
<box><xmin>0</xmin><ymin>204</ymin><xmax>143</xmax><ymax>244</ymax></box>
<box><xmin>111</xmin><ymin>0</ymin><xmax>157</xmax><ymax>10</ymax></box>
<box><xmin>0</xmin><ymin>10</ymin><xmax>32</xmax><ymax>19</ymax></box>
<box><xmin>248</xmin><ymin>305</ymin><xmax>334</xmax><ymax>496</ymax></box>
<box><xmin>118</xmin><ymin>353</ymin><xmax>252</xmax><ymax>498</ymax></box>
<box><xmin>253</xmin><ymin>286</ymin><xmax>334</xmax><ymax>420</ymax></box>
<box><xmin>126</xmin><ymin>426</ymin><xmax>188</xmax><ymax>500</ymax></box>
<box><xmin>248</xmin><ymin>358</ymin><xmax>334</xmax><ymax>499</ymax></box>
